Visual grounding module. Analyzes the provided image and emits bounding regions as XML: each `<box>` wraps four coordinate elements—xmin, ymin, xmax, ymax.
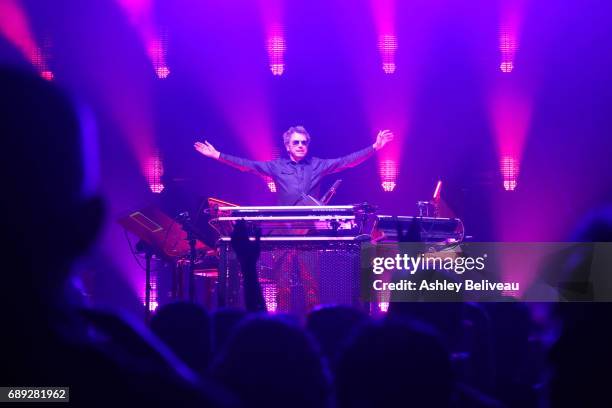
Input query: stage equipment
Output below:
<box><xmin>210</xmin><ymin>204</ymin><xmax>378</xmax><ymax>312</ymax></box>
<box><xmin>373</xmin><ymin>215</ymin><xmax>464</xmax><ymax>244</ymax></box>
<box><xmin>118</xmin><ymin>206</ymin><xmax>210</xmax><ymax>318</ymax></box>
<box><xmin>209</xmin><ymin>203</ymin><xmax>378</xmax><ymax>238</ymax></box>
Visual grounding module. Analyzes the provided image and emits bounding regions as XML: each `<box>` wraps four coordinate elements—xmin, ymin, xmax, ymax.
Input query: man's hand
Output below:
<box><xmin>194</xmin><ymin>140</ymin><xmax>221</xmax><ymax>159</ymax></box>
<box><xmin>373</xmin><ymin>129</ymin><xmax>394</xmax><ymax>151</ymax></box>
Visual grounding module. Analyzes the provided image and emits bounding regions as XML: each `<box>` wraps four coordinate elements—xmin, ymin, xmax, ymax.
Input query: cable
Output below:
<box><xmin>124</xmin><ymin>228</ymin><xmax>147</xmax><ymax>271</ymax></box>
<box><xmin>161</xmin><ymin>216</ymin><xmax>178</xmax><ymax>256</ymax></box>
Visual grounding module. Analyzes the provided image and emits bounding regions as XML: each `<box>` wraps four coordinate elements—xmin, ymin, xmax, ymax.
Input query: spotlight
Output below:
<box><xmin>267</xmin><ymin>32</ymin><xmax>286</xmax><ymax>76</ymax></box>
<box><xmin>155</xmin><ymin>66</ymin><xmax>170</xmax><ymax>79</ymax></box>
<box><xmin>146</xmin><ymin>152</ymin><xmax>165</xmax><ymax>193</ymax></box>
<box><xmin>264</xmin><ymin>175</ymin><xmax>277</xmax><ymax>192</ymax></box>
<box><xmin>40</xmin><ymin>70</ymin><xmax>54</xmax><ymax>81</ymax></box>
<box><xmin>499</xmin><ymin>28</ymin><xmax>516</xmax><ymax>73</ymax></box>
<box><xmin>378</xmin><ymin>34</ymin><xmax>397</xmax><ymax>74</ymax></box>
<box><xmin>379</xmin><ymin>159</ymin><xmax>398</xmax><ymax>192</ymax></box>
<box><xmin>500</xmin><ymin>155</ymin><xmax>519</xmax><ymax>191</ymax></box>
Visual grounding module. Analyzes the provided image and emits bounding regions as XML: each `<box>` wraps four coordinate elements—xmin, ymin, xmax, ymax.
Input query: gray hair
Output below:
<box><xmin>282</xmin><ymin>125</ymin><xmax>311</xmax><ymax>147</ymax></box>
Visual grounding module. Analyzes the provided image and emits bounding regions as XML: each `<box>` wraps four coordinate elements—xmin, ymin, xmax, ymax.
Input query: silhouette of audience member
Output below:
<box><xmin>562</xmin><ymin>207</ymin><xmax>612</xmax><ymax>300</ymax></box>
<box><xmin>548</xmin><ymin>303</ymin><xmax>612</xmax><ymax>408</ymax></box>
<box><xmin>387</xmin><ymin>302</ymin><xmax>464</xmax><ymax>349</ymax></box>
<box><xmin>335</xmin><ymin>319</ymin><xmax>452</xmax><ymax>408</ymax></box>
<box><xmin>484</xmin><ymin>302</ymin><xmax>537</xmax><ymax>407</ymax></box>
<box><xmin>306</xmin><ymin>305</ymin><xmax>369</xmax><ymax>364</ymax></box>
<box><xmin>571</xmin><ymin>207</ymin><xmax>612</xmax><ymax>242</ymax></box>
<box><xmin>212</xmin><ymin>315</ymin><xmax>331</xmax><ymax>408</ymax></box>
<box><xmin>211</xmin><ymin>308</ymin><xmax>247</xmax><ymax>354</ymax></box>
<box><xmin>547</xmin><ymin>208</ymin><xmax>612</xmax><ymax>407</ymax></box>
<box><xmin>231</xmin><ymin>220</ymin><xmax>266</xmax><ymax>312</ymax></box>
<box><xmin>0</xmin><ymin>67</ymin><xmax>233</xmax><ymax>407</ymax></box>
<box><xmin>150</xmin><ymin>301</ymin><xmax>212</xmax><ymax>376</ymax></box>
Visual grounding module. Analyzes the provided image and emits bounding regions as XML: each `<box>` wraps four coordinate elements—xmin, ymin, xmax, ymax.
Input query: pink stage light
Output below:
<box><xmin>433</xmin><ymin>179</ymin><xmax>443</xmax><ymax>201</ymax></box>
<box><xmin>40</xmin><ymin>70</ymin><xmax>54</xmax><ymax>81</ymax></box>
<box><xmin>263</xmin><ymin>148</ymin><xmax>280</xmax><ymax>192</ymax></box>
<box><xmin>155</xmin><ymin>66</ymin><xmax>170</xmax><ymax>79</ymax></box>
<box><xmin>500</xmin><ymin>155</ymin><xmax>519</xmax><ymax>191</ymax></box>
<box><xmin>381</xmin><ymin>181</ymin><xmax>396</xmax><ymax>192</ymax></box>
<box><xmin>144</xmin><ymin>300</ymin><xmax>158</xmax><ymax>312</ymax></box>
<box><xmin>500</xmin><ymin>61</ymin><xmax>514</xmax><ymax>73</ymax></box>
<box><xmin>262</xmin><ymin>283</ymin><xmax>277</xmax><ymax>312</ymax></box>
<box><xmin>146</xmin><ymin>151</ymin><xmax>164</xmax><ymax>193</ymax></box>
<box><xmin>378</xmin><ymin>34</ymin><xmax>397</xmax><ymax>74</ymax></box>
<box><xmin>149</xmin><ymin>184</ymin><xmax>164</xmax><ymax>193</ymax></box>
<box><xmin>0</xmin><ymin>0</ymin><xmax>53</xmax><ymax>78</ymax></box>
<box><xmin>379</xmin><ymin>159</ymin><xmax>398</xmax><ymax>192</ymax></box>
<box><xmin>267</xmin><ymin>28</ymin><xmax>286</xmax><ymax>76</ymax></box>
<box><xmin>150</xmin><ymin>33</ymin><xmax>170</xmax><ymax>79</ymax></box>
<box><xmin>30</xmin><ymin>46</ymin><xmax>54</xmax><ymax>80</ymax></box>
<box><xmin>143</xmin><ymin>283</ymin><xmax>158</xmax><ymax>312</ymax></box>
<box><xmin>117</xmin><ymin>0</ymin><xmax>169</xmax><ymax>79</ymax></box>
<box><xmin>499</xmin><ymin>28</ymin><xmax>516</xmax><ymax>73</ymax></box>
<box><xmin>142</xmin><ymin>265</ymin><xmax>158</xmax><ymax>312</ymax></box>
<box><xmin>264</xmin><ymin>175</ymin><xmax>277</xmax><ymax>192</ymax></box>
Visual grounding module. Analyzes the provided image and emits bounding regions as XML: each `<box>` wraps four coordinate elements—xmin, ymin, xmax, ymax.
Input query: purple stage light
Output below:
<box><xmin>500</xmin><ymin>61</ymin><xmax>514</xmax><ymax>73</ymax></box>
<box><xmin>264</xmin><ymin>175</ymin><xmax>277</xmax><ymax>192</ymax></box>
<box><xmin>117</xmin><ymin>0</ymin><xmax>170</xmax><ymax>79</ymax></box>
<box><xmin>31</xmin><ymin>44</ymin><xmax>54</xmax><ymax>80</ymax></box>
<box><xmin>258</xmin><ymin>0</ymin><xmax>285</xmax><ymax>75</ymax></box>
<box><xmin>146</xmin><ymin>151</ymin><xmax>164</xmax><ymax>193</ymax></box>
<box><xmin>488</xmin><ymin>80</ymin><xmax>532</xmax><ymax>195</ymax></box>
<box><xmin>370</xmin><ymin>0</ymin><xmax>396</xmax><ymax>73</ymax></box>
<box><xmin>267</xmin><ymin>28</ymin><xmax>286</xmax><ymax>76</ymax></box>
<box><xmin>0</xmin><ymin>1</ymin><xmax>54</xmax><ymax>79</ymax></box>
<box><xmin>262</xmin><ymin>148</ymin><xmax>280</xmax><ymax>192</ymax></box>
<box><xmin>150</xmin><ymin>32</ymin><xmax>170</xmax><ymax>79</ymax></box>
<box><xmin>379</xmin><ymin>159</ymin><xmax>398</xmax><ymax>192</ymax></box>
<box><xmin>498</xmin><ymin>0</ymin><xmax>526</xmax><ymax>75</ymax></box>
<box><xmin>41</xmin><ymin>70</ymin><xmax>54</xmax><ymax>81</ymax></box>
<box><xmin>155</xmin><ymin>65</ymin><xmax>170</xmax><ymax>79</ymax></box>
<box><xmin>378</xmin><ymin>34</ymin><xmax>397</xmax><ymax>74</ymax></box>
<box><xmin>141</xmin><ymin>266</ymin><xmax>158</xmax><ymax>312</ymax></box>
<box><xmin>381</xmin><ymin>181</ymin><xmax>396</xmax><ymax>192</ymax></box>
<box><xmin>262</xmin><ymin>283</ymin><xmax>278</xmax><ymax>312</ymax></box>
<box><xmin>500</xmin><ymin>155</ymin><xmax>518</xmax><ymax>191</ymax></box>
<box><xmin>499</xmin><ymin>28</ymin><xmax>516</xmax><ymax>73</ymax></box>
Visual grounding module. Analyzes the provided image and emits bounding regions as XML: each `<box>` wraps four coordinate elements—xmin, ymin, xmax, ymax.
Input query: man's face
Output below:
<box><xmin>286</xmin><ymin>132</ymin><xmax>309</xmax><ymax>162</ymax></box>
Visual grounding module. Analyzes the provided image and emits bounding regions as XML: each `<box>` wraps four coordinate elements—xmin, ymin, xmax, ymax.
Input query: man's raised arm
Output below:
<box><xmin>194</xmin><ymin>140</ymin><xmax>272</xmax><ymax>176</ymax></box>
<box><xmin>321</xmin><ymin>129</ymin><xmax>394</xmax><ymax>175</ymax></box>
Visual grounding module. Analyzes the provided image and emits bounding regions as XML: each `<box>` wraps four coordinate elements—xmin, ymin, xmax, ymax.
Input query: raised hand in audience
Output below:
<box><xmin>231</xmin><ymin>220</ymin><xmax>266</xmax><ymax>312</ymax></box>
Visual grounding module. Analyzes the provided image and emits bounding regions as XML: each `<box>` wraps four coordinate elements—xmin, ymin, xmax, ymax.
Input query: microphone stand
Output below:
<box><xmin>178</xmin><ymin>211</ymin><xmax>198</xmax><ymax>302</ymax></box>
<box><xmin>135</xmin><ymin>239</ymin><xmax>154</xmax><ymax>322</ymax></box>
<box><xmin>145</xmin><ymin>249</ymin><xmax>152</xmax><ymax>320</ymax></box>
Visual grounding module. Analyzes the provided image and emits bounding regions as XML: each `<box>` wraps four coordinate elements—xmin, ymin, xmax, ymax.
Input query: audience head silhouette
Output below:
<box><xmin>335</xmin><ymin>319</ymin><xmax>453</xmax><ymax>408</ymax></box>
<box><xmin>150</xmin><ymin>301</ymin><xmax>212</xmax><ymax>375</ymax></box>
<box><xmin>0</xmin><ymin>66</ymin><xmax>103</xmax><ymax>307</ymax></box>
<box><xmin>212</xmin><ymin>315</ymin><xmax>330</xmax><ymax>408</ymax></box>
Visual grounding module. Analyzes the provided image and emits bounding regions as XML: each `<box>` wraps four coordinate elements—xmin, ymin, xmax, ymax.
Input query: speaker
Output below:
<box><xmin>218</xmin><ymin>240</ymin><xmax>363</xmax><ymax>315</ymax></box>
